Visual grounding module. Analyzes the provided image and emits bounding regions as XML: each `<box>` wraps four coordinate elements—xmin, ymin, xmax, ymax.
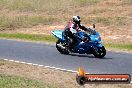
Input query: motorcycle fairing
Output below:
<box><xmin>51</xmin><ymin>30</ymin><xmax>65</xmax><ymax>41</ymax></box>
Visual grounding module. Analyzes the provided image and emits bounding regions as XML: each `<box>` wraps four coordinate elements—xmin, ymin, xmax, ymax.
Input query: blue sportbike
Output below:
<box><xmin>51</xmin><ymin>25</ymin><xmax>106</xmax><ymax>58</ymax></box>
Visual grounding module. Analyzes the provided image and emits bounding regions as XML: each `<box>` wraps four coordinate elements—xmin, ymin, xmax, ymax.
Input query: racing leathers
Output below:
<box><xmin>63</xmin><ymin>21</ymin><xmax>87</xmax><ymax>50</ymax></box>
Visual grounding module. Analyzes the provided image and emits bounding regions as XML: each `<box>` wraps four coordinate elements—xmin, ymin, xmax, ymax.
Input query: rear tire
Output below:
<box><xmin>92</xmin><ymin>46</ymin><xmax>106</xmax><ymax>58</ymax></box>
<box><xmin>56</xmin><ymin>40</ymin><xmax>69</xmax><ymax>55</ymax></box>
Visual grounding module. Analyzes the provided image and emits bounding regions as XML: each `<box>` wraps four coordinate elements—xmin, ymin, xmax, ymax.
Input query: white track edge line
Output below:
<box><xmin>3</xmin><ymin>59</ymin><xmax>77</xmax><ymax>73</ymax></box>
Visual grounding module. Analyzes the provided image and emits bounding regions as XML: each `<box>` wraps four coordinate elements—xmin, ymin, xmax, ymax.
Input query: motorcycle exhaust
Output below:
<box><xmin>56</xmin><ymin>44</ymin><xmax>66</xmax><ymax>49</ymax></box>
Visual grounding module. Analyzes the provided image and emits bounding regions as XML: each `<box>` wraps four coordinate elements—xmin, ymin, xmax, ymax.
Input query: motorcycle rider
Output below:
<box><xmin>63</xmin><ymin>16</ymin><xmax>88</xmax><ymax>51</ymax></box>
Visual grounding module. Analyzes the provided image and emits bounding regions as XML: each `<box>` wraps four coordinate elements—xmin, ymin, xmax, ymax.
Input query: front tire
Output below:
<box><xmin>56</xmin><ymin>40</ymin><xmax>69</xmax><ymax>55</ymax></box>
<box><xmin>92</xmin><ymin>46</ymin><xmax>106</xmax><ymax>58</ymax></box>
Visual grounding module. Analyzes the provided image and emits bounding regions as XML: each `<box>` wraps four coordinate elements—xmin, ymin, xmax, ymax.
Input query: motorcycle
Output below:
<box><xmin>51</xmin><ymin>24</ymin><xmax>106</xmax><ymax>58</ymax></box>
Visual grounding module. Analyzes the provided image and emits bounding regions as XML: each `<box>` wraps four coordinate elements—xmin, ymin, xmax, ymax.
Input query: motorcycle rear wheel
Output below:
<box><xmin>56</xmin><ymin>40</ymin><xmax>69</xmax><ymax>55</ymax></box>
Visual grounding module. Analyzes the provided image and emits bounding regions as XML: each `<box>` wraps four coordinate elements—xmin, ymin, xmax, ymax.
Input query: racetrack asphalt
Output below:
<box><xmin>0</xmin><ymin>39</ymin><xmax>132</xmax><ymax>75</ymax></box>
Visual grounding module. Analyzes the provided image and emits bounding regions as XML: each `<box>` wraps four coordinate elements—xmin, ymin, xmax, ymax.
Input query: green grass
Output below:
<box><xmin>0</xmin><ymin>33</ymin><xmax>131</xmax><ymax>50</ymax></box>
<box><xmin>0</xmin><ymin>33</ymin><xmax>57</xmax><ymax>42</ymax></box>
<box><xmin>105</xmin><ymin>43</ymin><xmax>132</xmax><ymax>50</ymax></box>
<box><xmin>0</xmin><ymin>74</ymin><xmax>57</xmax><ymax>88</ymax></box>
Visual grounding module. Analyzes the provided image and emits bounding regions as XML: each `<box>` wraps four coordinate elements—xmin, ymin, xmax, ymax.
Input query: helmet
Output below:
<box><xmin>72</xmin><ymin>16</ymin><xmax>81</xmax><ymax>24</ymax></box>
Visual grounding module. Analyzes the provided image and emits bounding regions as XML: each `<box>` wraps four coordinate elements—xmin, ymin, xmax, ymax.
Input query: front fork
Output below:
<box><xmin>90</xmin><ymin>42</ymin><xmax>103</xmax><ymax>52</ymax></box>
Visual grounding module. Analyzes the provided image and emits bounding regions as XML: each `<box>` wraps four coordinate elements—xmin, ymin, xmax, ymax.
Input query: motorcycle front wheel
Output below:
<box><xmin>92</xmin><ymin>46</ymin><xmax>106</xmax><ymax>58</ymax></box>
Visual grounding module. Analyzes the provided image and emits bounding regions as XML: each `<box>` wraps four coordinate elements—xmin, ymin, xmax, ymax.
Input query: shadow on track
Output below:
<box><xmin>69</xmin><ymin>53</ymin><xmax>112</xmax><ymax>59</ymax></box>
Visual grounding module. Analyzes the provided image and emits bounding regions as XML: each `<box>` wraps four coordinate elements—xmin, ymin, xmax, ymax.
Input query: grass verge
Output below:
<box><xmin>0</xmin><ymin>74</ymin><xmax>57</xmax><ymax>88</ymax></box>
<box><xmin>104</xmin><ymin>43</ymin><xmax>132</xmax><ymax>50</ymax></box>
<box><xmin>0</xmin><ymin>33</ymin><xmax>57</xmax><ymax>42</ymax></box>
<box><xmin>0</xmin><ymin>33</ymin><xmax>131</xmax><ymax>51</ymax></box>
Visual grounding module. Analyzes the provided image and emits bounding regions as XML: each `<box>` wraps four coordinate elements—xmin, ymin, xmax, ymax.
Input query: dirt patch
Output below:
<box><xmin>0</xmin><ymin>59</ymin><xmax>132</xmax><ymax>88</ymax></box>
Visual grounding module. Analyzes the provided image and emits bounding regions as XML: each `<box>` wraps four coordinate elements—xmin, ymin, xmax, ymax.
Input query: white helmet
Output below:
<box><xmin>72</xmin><ymin>16</ymin><xmax>81</xmax><ymax>24</ymax></box>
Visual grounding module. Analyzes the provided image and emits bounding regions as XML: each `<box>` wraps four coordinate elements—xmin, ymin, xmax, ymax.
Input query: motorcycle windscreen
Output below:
<box><xmin>51</xmin><ymin>30</ymin><xmax>64</xmax><ymax>40</ymax></box>
<box><xmin>90</xmin><ymin>32</ymin><xmax>100</xmax><ymax>42</ymax></box>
